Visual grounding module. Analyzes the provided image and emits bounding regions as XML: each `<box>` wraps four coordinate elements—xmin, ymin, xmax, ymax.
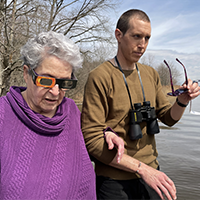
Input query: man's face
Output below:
<box><xmin>23</xmin><ymin>56</ymin><xmax>73</xmax><ymax>118</ymax></box>
<box><xmin>116</xmin><ymin>18</ymin><xmax>151</xmax><ymax>65</ymax></box>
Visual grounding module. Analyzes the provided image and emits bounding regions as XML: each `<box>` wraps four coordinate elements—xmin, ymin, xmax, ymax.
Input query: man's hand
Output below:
<box><xmin>171</xmin><ymin>79</ymin><xmax>200</xmax><ymax>120</ymax></box>
<box><xmin>109</xmin><ymin>151</ymin><xmax>176</xmax><ymax>200</ymax></box>
<box><xmin>178</xmin><ymin>78</ymin><xmax>200</xmax><ymax>104</ymax></box>
<box><xmin>104</xmin><ymin>131</ymin><xmax>124</xmax><ymax>163</ymax></box>
<box><xmin>138</xmin><ymin>162</ymin><xmax>177</xmax><ymax>200</ymax></box>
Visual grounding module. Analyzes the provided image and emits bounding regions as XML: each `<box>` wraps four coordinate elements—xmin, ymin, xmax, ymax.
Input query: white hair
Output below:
<box><xmin>20</xmin><ymin>31</ymin><xmax>83</xmax><ymax>71</ymax></box>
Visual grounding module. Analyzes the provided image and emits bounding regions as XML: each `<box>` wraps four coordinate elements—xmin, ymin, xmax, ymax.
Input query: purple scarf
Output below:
<box><xmin>7</xmin><ymin>86</ymin><xmax>68</xmax><ymax>135</ymax></box>
<box><xmin>0</xmin><ymin>86</ymin><xmax>96</xmax><ymax>200</ymax></box>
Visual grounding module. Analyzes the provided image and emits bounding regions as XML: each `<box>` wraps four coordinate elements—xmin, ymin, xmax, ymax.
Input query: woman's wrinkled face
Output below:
<box><xmin>23</xmin><ymin>56</ymin><xmax>73</xmax><ymax>118</ymax></box>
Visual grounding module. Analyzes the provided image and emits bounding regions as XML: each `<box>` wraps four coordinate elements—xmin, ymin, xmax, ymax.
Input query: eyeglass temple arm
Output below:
<box><xmin>71</xmin><ymin>72</ymin><xmax>75</xmax><ymax>79</ymax></box>
<box><xmin>30</xmin><ymin>68</ymin><xmax>37</xmax><ymax>84</ymax></box>
<box><xmin>164</xmin><ymin>60</ymin><xmax>175</xmax><ymax>94</ymax></box>
<box><xmin>176</xmin><ymin>58</ymin><xmax>188</xmax><ymax>85</ymax></box>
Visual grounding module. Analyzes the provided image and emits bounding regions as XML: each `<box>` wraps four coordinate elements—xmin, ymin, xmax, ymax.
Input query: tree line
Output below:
<box><xmin>140</xmin><ymin>54</ymin><xmax>181</xmax><ymax>87</ymax></box>
<box><xmin>0</xmin><ymin>0</ymin><xmax>180</xmax><ymax>99</ymax></box>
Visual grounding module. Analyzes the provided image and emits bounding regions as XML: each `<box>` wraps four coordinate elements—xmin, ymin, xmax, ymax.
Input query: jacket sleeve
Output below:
<box><xmin>81</xmin><ymin>68</ymin><xmax>117</xmax><ymax>165</ymax></box>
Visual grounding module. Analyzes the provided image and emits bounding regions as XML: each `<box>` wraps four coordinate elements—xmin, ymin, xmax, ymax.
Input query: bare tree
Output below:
<box><xmin>140</xmin><ymin>53</ymin><xmax>156</xmax><ymax>68</ymax></box>
<box><xmin>0</xmin><ymin>0</ymin><xmax>39</xmax><ymax>95</ymax></box>
<box><xmin>140</xmin><ymin>54</ymin><xmax>182</xmax><ymax>86</ymax></box>
<box><xmin>0</xmin><ymin>0</ymin><xmax>119</xmax><ymax>96</ymax></box>
<box><xmin>66</xmin><ymin>51</ymin><xmax>108</xmax><ymax>100</ymax></box>
<box><xmin>155</xmin><ymin>61</ymin><xmax>181</xmax><ymax>86</ymax></box>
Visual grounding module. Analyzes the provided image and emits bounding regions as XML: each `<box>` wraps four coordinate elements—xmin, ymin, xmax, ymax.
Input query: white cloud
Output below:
<box><xmin>152</xmin><ymin>14</ymin><xmax>189</xmax><ymax>37</ymax></box>
<box><xmin>143</xmin><ymin>49</ymin><xmax>200</xmax><ymax>82</ymax></box>
<box><xmin>149</xmin><ymin>12</ymin><xmax>200</xmax><ymax>53</ymax></box>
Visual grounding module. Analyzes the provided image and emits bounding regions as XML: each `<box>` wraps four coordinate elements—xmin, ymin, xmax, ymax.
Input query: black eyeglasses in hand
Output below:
<box><xmin>163</xmin><ymin>58</ymin><xmax>188</xmax><ymax>96</ymax></box>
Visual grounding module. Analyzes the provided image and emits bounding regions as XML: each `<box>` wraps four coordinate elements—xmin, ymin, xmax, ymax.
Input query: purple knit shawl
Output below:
<box><xmin>0</xmin><ymin>86</ymin><xmax>96</xmax><ymax>200</ymax></box>
<box><xmin>6</xmin><ymin>86</ymin><xmax>68</xmax><ymax>135</ymax></box>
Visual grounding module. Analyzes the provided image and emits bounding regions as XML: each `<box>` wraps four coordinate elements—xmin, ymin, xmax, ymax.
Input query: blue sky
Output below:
<box><xmin>107</xmin><ymin>0</ymin><xmax>200</xmax><ymax>82</ymax></box>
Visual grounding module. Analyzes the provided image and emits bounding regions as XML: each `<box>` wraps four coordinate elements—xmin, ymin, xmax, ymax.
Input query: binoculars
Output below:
<box><xmin>129</xmin><ymin>101</ymin><xmax>160</xmax><ymax>140</ymax></box>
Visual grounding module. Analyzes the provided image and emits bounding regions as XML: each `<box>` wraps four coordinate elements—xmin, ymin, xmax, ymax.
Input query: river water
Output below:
<box><xmin>156</xmin><ymin>96</ymin><xmax>200</xmax><ymax>200</ymax></box>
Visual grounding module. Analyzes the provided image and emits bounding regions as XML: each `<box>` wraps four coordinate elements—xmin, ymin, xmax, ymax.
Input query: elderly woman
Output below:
<box><xmin>0</xmin><ymin>31</ymin><xmax>96</xmax><ymax>200</ymax></box>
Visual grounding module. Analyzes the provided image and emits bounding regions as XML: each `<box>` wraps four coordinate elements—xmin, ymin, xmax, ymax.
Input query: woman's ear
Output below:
<box><xmin>23</xmin><ymin>65</ymin><xmax>29</xmax><ymax>84</ymax></box>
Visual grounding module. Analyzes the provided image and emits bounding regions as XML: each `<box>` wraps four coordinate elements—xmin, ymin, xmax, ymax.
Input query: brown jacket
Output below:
<box><xmin>81</xmin><ymin>61</ymin><xmax>177</xmax><ymax>180</ymax></box>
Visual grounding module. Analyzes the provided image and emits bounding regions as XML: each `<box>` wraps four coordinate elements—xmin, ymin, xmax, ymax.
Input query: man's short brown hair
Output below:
<box><xmin>116</xmin><ymin>9</ymin><xmax>150</xmax><ymax>35</ymax></box>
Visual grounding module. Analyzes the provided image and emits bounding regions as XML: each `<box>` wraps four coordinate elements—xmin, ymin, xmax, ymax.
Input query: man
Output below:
<box><xmin>81</xmin><ymin>9</ymin><xmax>200</xmax><ymax>200</ymax></box>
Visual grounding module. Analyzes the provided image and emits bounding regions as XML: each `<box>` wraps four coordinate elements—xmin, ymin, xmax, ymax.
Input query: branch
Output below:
<box><xmin>64</xmin><ymin>0</ymin><xmax>90</xmax><ymax>35</ymax></box>
<box><xmin>0</xmin><ymin>0</ymin><xmax>14</xmax><ymax>12</ymax></box>
<box><xmin>47</xmin><ymin>0</ymin><xmax>79</xmax><ymax>31</ymax></box>
<box><xmin>15</xmin><ymin>0</ymin><xmax>32</xmax><ymax>13</ymax></box>
<box><xmin>74</xmin><ymin>35</ymin><xmax>111</xmax><ymax>44</ymax></box>
<box><xmin>16</xmin><ymin>6</ymin><xmax>38</xmax><ymax>18</ymax></box>
<box><xmin>69</xmin><ymin>21</ymin><xmax>107</xmax><ymax>38</ymax></box>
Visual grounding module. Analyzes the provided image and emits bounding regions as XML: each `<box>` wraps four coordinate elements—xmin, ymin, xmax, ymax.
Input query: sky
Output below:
<box><xmin>107</xmin><ymin>0</ymin><xmax>200</xmax><ymax>83</ymax></box>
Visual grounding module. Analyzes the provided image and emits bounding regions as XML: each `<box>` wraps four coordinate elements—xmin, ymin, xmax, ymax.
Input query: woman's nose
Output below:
<box><xmin>49</xmin><ymin>84</ymin><xmax>60</xmax><ymax>96</ymax></box>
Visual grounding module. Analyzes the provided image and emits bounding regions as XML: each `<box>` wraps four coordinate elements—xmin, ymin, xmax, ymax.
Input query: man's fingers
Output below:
<box><xmin>166</xmin><ymin>178</ymin><xmax>176</xmax><ymax>193</ymax></box>
<box><xmin>104</xmin><ymin>131</ymin><xmax>125</xmax><ymax>162</ymax></box>
<box><xmin>108</xmin><ymin>139</ymin><xmax>114</xmax><ymax>150</ymax></box>
<box><xmin>164</xmin><ymin>179</ymin><xmax>177</xmax><ymax>200</ymax></box>
<box><xmin>153</xmin><ymin>186</ymin><xmax>164</xmax><ymax>200</ymax></box>
<box><xmin>156</xmin><ymin>178</ymin><xmax>176</xmax><ymax>200</ymax></box>
<box><xmin>161</xmin><ymin>185</ymin><xmax>172</xmax><ymax>200</ymax></box>
<box><xmin>116</xmin><ymin>143</ymin><xmax>124</xmax><ymax>163</ymax></box>
<box><xmin>105</xmin><ymin>134</ymin><xmax>114</xmax><ymax>150</ymax></box>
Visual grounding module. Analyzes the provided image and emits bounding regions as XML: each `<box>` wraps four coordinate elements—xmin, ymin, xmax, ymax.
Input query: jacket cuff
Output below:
<box><xmin>103</xmin><ymin>126</ymin><xmax>118</xmax><ymax>138</ymax></box>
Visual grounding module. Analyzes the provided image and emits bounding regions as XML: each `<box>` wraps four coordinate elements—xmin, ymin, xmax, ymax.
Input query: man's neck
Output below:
<box><xmin>114</xmin><ymin>56</ymin><xmax>136</xmax><ymax>70</ymax></box>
